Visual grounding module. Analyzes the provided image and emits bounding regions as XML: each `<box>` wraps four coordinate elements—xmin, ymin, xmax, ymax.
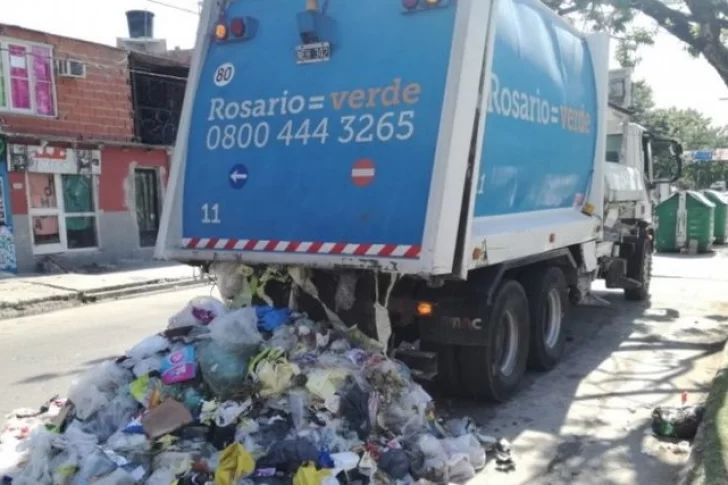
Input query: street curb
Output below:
<box><xmin>678</xmin><ymin>338</ymin><xmax>728</xmax><ymax>485</ymax></box>
<box><xmin>0</xmin><ymin>277</ymin><xmax>210</xmax><ymax>320</ymax></box>
<box><xmin>80</xmin><ymin>277</ymin><xmax>209</xmax><ymax>302</ymax></box>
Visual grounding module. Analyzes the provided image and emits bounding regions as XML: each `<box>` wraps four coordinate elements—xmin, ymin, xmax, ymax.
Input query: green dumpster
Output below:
<box><xmin>702</xmin><ymin>189</ymin><xmax>728</xmax><ymax>244</ymax></box>
<box><xmin>655</xmin><ymin>190</ymin><xmax>715</xmax><ymax>253</ymax></box>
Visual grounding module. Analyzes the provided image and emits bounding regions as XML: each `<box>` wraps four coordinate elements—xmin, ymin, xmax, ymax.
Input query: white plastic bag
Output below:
<box><xmin>63</xmin><ymin>422</ymin><xmax>100</xmax><ymax>457</ymax></box>
<box><xmin>446</xmin><ymin>453</ymin><xmax>476</xmax><ymax>482</ymax></box>
<box><xmin>331</xmin><ymin>451</ymin><xmax>360</xmax><ymax>475</ymax></box>
<box><xmin>50</xmin><ymin>449</ymin><xmax>80</xmax><ymax>485</ymax></box>
<box><xmin>417</xmin><ymin>434</ymin><xmax>447</xmax><ymax>472</ymax></box>
<box><xmin>441</xmin><ymin>434</ymin><xmax>486</xmax><ymax>471</ymax></box>
<box><xmin>0</xmin><ymin>437</ymin><xmax>28</xmax><ymax>480</ymax></box>
<box><xmin>93</xmin><ymin>467</ymin><xmax>136</xmax><ymax>485</ymax></box>
<box><xmin>168</xmin><ymin>296</ymin><xmax>226</xmax><ymax>329</ymax></box>
<box><xmin>79</xmin><ymin>390</ymin><xmax>139</xmax><ymax>441</ymax></box>
<box><xmin>68</xmin><ymin>361</ymin><xmax>131</xmax><ymax>420</ymax></box>
<box><xmin>132</xmin><ymin>356</ymin><xmax>163</xmax><ymax>377</ymax></box>
<box><xmin>70</xmin><ymin>448</ymin><xmax>118</xmax><ymax>485</ymax></box>
<box><xmin>208</xmin><ymin>307</ymin><xmax>262</xmax><ymax>352</ymax></box>
<box><xmin>11</xmin><ymin>428</ymin><xmax>59</xmax><ymax>485</ymax></box>
<box><xmin>210</xmin><ymin>261</ymin><xmax>248</xmax><ymax>301</ymax></box>
<box><xmin>126</xmin><ymin>335</ymin><xmax>169</xmax><ymax>360</ymax></box>
<box><xmin>106</xmin><ymin>430</ymin><xmax>149</xmax><ymax>453</ymax></box>
<box><xmin>152</xmin><ymin>451</ymin><xmax>194</xmax><ymax>476</ymax></box>
<box><xmin>145</xmin><ymin>468</ymin><xmax>177</xmax><ymax>485</ymax></box>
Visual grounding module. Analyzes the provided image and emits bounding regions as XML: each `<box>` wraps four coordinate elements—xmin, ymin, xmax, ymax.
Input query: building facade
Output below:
<box><xmin>0</xmin><ymin>21</ymin><xmax>187</xmax><ymax>273</ymax></box>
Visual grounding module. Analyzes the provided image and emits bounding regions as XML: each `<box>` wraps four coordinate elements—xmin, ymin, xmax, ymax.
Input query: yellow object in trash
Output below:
<box><xmin>248</xmin><ymin>347</ymin><xmax>286</xmax><ymax>376</ymax></box>
<box><xmin>305</xmin><ymin>369</ymin><xmax>349</xmax><ymax>402</ymax></box>
<box><xmin>129</xmin><ymin>374</ymin><xmax>162</xmax><ymax>409</ymax></box>
<box><xmin>293</xmin><ymin>462</ymin><xmax>332</xmax><ymax>485</ymax></box>
<box><xmin>248</xmin><ymin>347</ymin><xmax>301</xmax><ymax>397</ymax></box>
<box><xmin>256</xmin><ymin>360</ymin><xmax>301</xmax><ymax>397</ymax></box>
<box><xmin>215</xmin><ymin>442</ymin><xmax>255</xmax><ymax>485</ymax></box>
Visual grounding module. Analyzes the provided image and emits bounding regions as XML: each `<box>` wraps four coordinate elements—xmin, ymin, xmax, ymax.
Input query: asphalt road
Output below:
<box><xmin>1</xmin><ymin>251</ymin><xmax>727</xmax><ymax>485</ymax></box>
<box><xmin>467</xmin><ymin>250</ymin><xmax>728</xmax><ymax>485</ymax></box>
<box><xmin>0</xmin><ymin>286</ymin><xmax>220</xmax><ymax>417</ymax></box>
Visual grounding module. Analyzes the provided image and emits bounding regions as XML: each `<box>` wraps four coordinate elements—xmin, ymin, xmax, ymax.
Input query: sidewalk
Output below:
<box><xmin>0</xmin><ymin>263</ymin><xmax>207</xmax><ymax>319</ymax></box>
<box><xmin>681</xmin><ymin>341</ymin><xmax>728</xmax><ymax>485</ymax></box>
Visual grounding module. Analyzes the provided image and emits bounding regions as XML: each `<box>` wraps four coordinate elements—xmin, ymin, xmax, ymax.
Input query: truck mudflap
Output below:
<box><xmin>389</xmin><ymin>294</ymin><xmax>490</xmax><ymax>347</ymax></box>
<box><xmin>157</xmin><ymin>0</ymin><xmax>492</xmax><ymax>274</ymax></box>
<box><xmin>417</xmin><ymin>302</ymin><xmax>490</xmax><ymax>347</ymax></box>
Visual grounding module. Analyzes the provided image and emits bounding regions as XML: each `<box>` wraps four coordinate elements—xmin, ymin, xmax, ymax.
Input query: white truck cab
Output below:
<box><xmin>594</xmin><ymin>68</ymin><xmax>682</xmax><ymax>300</ymax></box>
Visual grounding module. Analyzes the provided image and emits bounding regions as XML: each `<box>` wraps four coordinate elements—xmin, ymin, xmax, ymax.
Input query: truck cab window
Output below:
<box><xmin>606</xmin><ymin>134</ymin><xmax>622</xmax><ymax>163</ymax></box>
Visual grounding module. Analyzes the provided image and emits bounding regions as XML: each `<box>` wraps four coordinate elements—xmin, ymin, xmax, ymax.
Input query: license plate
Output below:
<box><xmin>296</xmin><ymin>42</ymin><xmax>331</xmax><ymax>64</ymax></box>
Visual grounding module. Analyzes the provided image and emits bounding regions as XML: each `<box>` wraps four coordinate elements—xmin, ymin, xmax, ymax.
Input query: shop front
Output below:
<box><xmin>5</xmin><ymin>143</ymin><xmax>170</xmax><ymax>273</ymax></box>
<box><xmin>7</xmin><ymin>144</ymin><xmax>101</xmax><ymax>272</ymax></box>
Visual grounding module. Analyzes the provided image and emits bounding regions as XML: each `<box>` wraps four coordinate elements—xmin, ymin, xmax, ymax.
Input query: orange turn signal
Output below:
<box><xmin>416</xmin><ymin>302</ymin><xmax>433</xmax><ymax>317</ymax></box>
<box><xmin>214</xmin><ymin>23</ymin><xmax>228</xmax><ymax>40</ymax></box>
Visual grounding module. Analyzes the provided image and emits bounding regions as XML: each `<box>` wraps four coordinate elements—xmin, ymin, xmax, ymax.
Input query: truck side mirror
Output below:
<box><xmin>668</xmin><ymin>143</ymin><xmax>683</xmax><ymax>157</ymax></box>
<box><xmin>652</xmin><ymin>139</ymin><xmax>683</xmax><ymax>185</ymax></box>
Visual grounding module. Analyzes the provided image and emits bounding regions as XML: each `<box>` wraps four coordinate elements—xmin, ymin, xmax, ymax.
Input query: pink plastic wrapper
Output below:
<box><xmin>160</xmin><ymin>346</ymin><xmax>197</xmax><ymax>385</ymax></box>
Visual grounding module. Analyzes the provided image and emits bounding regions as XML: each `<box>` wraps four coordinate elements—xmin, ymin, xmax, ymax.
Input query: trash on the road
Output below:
<box><xmin>0</xmin><ymin>295</ymin><xmax>494</xmax><ymax>485</ymax></box>
<box><xmin>674</xmin><ymin>441</ymin><xmax>691</xmax><ymax>454</ymax></box>
<box><xmin>657</xmin><ymin>440</ymin><xmax>691</xmax><ymax>455</ymax></box>
<box><xmin>651</xmin><ymin>404</ymin><xmax>706</xmax><ymax>440</ymax></box>
<box><xmin>492</xmin><ymin>437</ymin><xmax>516</xmax><ymax>473</ymax></box>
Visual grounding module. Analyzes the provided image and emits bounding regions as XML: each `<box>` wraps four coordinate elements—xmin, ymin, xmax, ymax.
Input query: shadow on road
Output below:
<box><xmin>438</xmin><ymin>284</ymin><xmax>728</xmax><ymax>484</ymax></box>
<box><xmin>13</xmin><ymin>356</ymin><xmax>119</xmax><ymax>385</ymax></box>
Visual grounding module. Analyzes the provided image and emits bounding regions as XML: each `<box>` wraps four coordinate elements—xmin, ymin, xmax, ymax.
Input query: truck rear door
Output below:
<box><xmin>157</xmin><ymin>0</ymin><xmax>494</xmax><ymax>274</ymax></box>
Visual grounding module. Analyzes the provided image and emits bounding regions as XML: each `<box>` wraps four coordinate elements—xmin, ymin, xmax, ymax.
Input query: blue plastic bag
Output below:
<box><xmin>255</xmin><ymin>306</ymin><xmax>292</xmax><ymax>332</ymax></box>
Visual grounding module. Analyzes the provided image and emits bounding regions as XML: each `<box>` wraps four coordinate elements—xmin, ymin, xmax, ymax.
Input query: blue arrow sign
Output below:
<box><xmin>228</xmin><ymin>164</ymin><xmax>249</xmax><ymax>189</ymax></box>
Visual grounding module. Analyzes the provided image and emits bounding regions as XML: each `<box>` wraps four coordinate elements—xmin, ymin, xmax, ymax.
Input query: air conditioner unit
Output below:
<box><xmin>55</xmin><ymin>59</ymin><xmax>86</xmax><ymax>78</ymax></box>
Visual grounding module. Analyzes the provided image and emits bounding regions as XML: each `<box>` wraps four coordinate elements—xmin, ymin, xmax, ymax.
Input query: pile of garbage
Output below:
<box><xmin>0</xmin><ymin>296</ymin><xmax>497</xmax><ymax>485</ymax></box>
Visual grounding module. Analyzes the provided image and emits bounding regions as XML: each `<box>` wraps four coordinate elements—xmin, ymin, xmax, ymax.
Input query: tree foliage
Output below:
<box><xmin>630</xmin><ymin>81</ymin><xmax>728</xmax><ymax>187</ymax></box>
<box><xmin>628</xmin><ymin>80</ymin><xmax>728</xmax><ymax>150</ymax></box>
<box><xmin>545</xmin><ymin>0</ymin><xmax>728</xmax><ymax>84</ymax></box>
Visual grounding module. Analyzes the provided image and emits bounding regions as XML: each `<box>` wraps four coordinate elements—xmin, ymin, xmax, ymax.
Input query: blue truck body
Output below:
<box><xmin>477</xmin><ymin>0</ymin><xmax>599</xmax><ymax>217</ymax></box>
<box><xmin>158</xmin><ymin>0</ymin><xmax>609</xmax><ymax>277</ymax></box>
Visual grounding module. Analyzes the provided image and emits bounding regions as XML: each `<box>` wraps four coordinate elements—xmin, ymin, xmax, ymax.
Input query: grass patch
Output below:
<box><xmin>688</xmin><ymin>365</ymin><xmax>728</xmax><ymax>485</ymax></box>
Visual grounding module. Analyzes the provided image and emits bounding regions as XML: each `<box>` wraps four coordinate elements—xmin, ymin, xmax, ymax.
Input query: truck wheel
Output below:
<box><xmin>625</xmin><ymin>237</ymin><xmax>652</xmax><ymax>301</ymax></box>
<box><xmin>525</xmin><ymin>266</ymin><xmax>569</xmax><ymax>371</ymax></box>
<box><xmin>460</xmin><ymin>280</ymin><xmax>529</xmax><ymax>402</ymax></box>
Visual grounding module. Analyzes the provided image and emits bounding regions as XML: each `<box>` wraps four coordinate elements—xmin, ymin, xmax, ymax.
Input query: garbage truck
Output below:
<box><xmin>156</xmin><ymin>0</ymin><xmax>682</xmax><ymax>402</ymax></box>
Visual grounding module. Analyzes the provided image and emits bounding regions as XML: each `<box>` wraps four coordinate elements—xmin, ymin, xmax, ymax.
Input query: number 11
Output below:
<box><xmin>201</xmin><ymin>203</ymin><xmax>221</xmax><ymax>224</ymax></box>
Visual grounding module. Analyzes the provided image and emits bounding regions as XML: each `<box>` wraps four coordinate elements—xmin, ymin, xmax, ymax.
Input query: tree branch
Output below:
<box><xmin>623</xmin><ymin>0</ymin><xmax>704</xmax><ymax>50</ymax></box>
<box><xmin>557</xmin><ymin>5</ymin><xmax>585</xmax><ymax>15</ymax></box>
<box><xmin>634</xmin><ymin>0</ymin><xmax>728</xmax><ymax>86</ymax></box>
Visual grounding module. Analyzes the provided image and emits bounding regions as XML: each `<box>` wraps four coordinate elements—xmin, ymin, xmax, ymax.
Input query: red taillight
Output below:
<box><xmin>402</xmin><ymin>0</ymin><xmax>419</xmax><ymax>9</ymax></box>
<box><xmin>230</xmin><ymin>17</ymin><xmax>245</xmax><ymax>38</ymax></box>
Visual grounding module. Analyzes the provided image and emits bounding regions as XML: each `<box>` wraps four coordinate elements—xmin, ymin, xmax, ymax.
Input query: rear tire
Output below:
<box><xmin>524</xmin><ymin>266</ymin><xmax>569</xmax><ymax>371</ymax></box>
<box><xmin>624</xmin><ymin>236</ymin><xmax>652</xmax><ymax>301</ymax></box>
<box><xmin>460</xmin><ymin>280</ymin><xmax>529</xmax><ymax>402</ymax></box>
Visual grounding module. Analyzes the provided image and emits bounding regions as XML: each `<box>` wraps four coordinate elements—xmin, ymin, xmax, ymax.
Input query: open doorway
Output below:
<box><xmin>134</xmin><ymin>168</ymin><xmax>160</xmax><ymax>247</ymax></box>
